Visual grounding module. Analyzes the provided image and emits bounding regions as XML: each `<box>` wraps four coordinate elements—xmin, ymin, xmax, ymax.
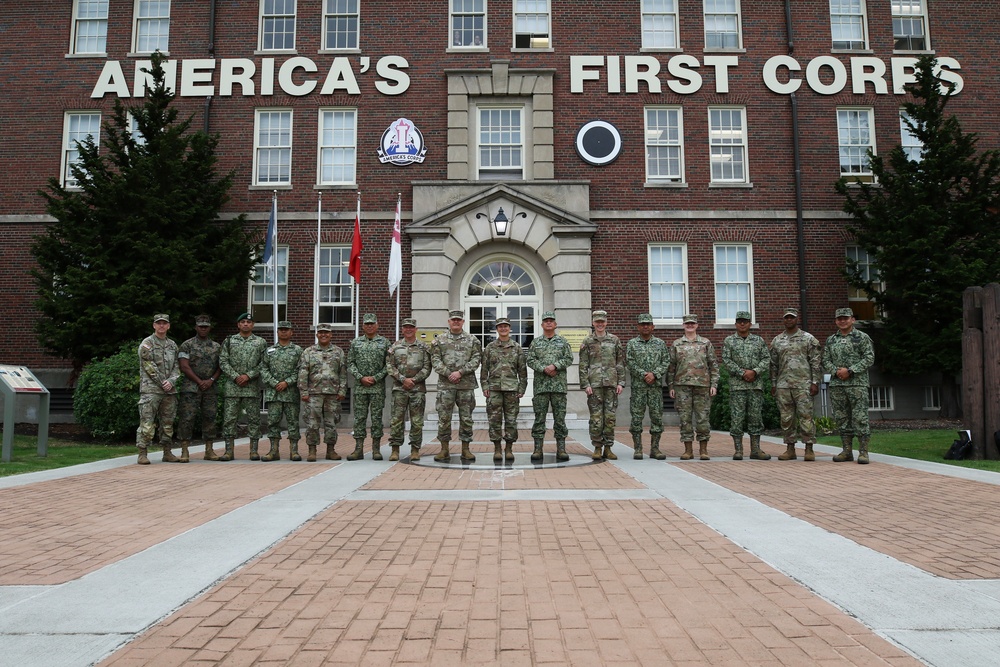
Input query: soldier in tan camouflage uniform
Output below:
<box><xmin>136</xmin><ymin>314</ymin><xmax>181</xmax><ymax>465</ymax></box>
<box><xmin>579</xmin><ymin>310</ymin><xmax>624</xmax><ymax>461</ymax></box>
<box><xmin>823</xmin><ymin>307</ymin><xmax>875</xmax><ymax>464</ymax></box>
<box><xmin>481</xmin><ymin>317</ymin><xmax>528</xmax><ymax>463</ymax></box>
<box><xmin>667</xmin><ymin>314</ymin><xmax>719</xmax><ymax>460</ymax></box>
<box><xmin>769</xmin><ymin>308</ymin><xmax>822</xmax><ymax>461</ymax></box>
<box><xmin>386</xmin><ymin>318</ymin><xmax>431</xmax><ymax>461</ymax></box>
<box><xmin>177</xmin><ymin>315</ymin><xmax>221</xmax><ymax>462</ymax></box>
<box><xmin>527</xmin><ymin>311</ymin><xmax>574</xmax><ymax>462</ymax></box>
<box><xmin>298</xmin><ymin>323</ymin><xmax>348</xmax><ymax>462</ymax></box>
<box><xmin>260</xmin><ymin>321</ymin><xmax>302</xmax><ymax>462</ymax></box>
<box><xmin>722</xmin><ymin>310</ymin><xmax>771</xmax><ymax>461</ymax></box>
<box><xmin>626</xmin><ymin>313</ymin><xmax>669</xmax><ymax>460</ymax></box>
<box><xmin>430</xmin><ymin>310</ymin><xmax>482</xmax><ymax>463</ymax></box>
<box><xmin>219</xmin><ymin>313</ymin><xmax>268</xmax><ymax>461</ymax></box>
<box><xmin>347</xmin><ymin>314</ymin><xmax>390</xmax><ymax>461</ymax></box>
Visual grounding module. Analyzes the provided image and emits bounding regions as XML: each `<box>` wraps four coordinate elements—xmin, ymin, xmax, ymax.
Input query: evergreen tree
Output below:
<box><xmin>34</xmin><ymin>52</ymin><xmax>258</xmax><ymax>370</ymax></box>
<box><xmin>836</xmin><ymin>55</ymin><xmax>1000</xmax><ymax>416</ymax></box>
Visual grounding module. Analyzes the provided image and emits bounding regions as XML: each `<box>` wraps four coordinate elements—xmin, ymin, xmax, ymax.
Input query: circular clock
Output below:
<box><xmin>575</xmin><ymin>120</ymin><xmax>622</xmax><ymax>166</ymax></box>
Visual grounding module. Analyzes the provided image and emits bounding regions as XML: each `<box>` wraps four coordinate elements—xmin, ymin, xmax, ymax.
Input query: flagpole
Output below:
<box><xmin>394</xmin><ymin>192</ymin><xmax>401</xmax><ymax>341</ymax></box>
<box><xmin>314</xmin><ymin>192</ymin><xmax>322</xmax><ymax>345</ymax></box>
<box><xmin>353</xmin><ymin>192</ymin><xmax>361</xmax><ymax>339</ymax></box>
<box><xmin>271</xmin><ymin>190</ymin><xmax>278</xmax><ymax>344</ymax></box>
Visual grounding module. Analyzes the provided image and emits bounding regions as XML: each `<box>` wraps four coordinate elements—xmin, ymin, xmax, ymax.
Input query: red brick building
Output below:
<box><xmin>1</xmin><ymin>1</ymin><xmax>991</xmax><ymax>421</ymax></box>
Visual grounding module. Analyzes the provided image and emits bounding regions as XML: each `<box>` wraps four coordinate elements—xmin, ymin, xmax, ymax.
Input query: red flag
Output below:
<box><xmin>349</xmin><ymin>195</ymin><xmax>362</xmax><ymax>283</ymax></box>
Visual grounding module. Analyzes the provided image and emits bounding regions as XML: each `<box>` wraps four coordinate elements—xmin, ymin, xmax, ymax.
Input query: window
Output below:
<box><xmin>846</xmin><ymin>245</ymin><xmax>881</xmax><ymax>320</ymax></box>
<box><xmin>892</xmin><ymin>0</ymin><xmax>927</xmax><ymax>51</ymax></box>
<box><xmin>642</xmin><ymin>0</ymin><xmax>678</xmax><ymax>49</ymax></box>
<box><xmin>899</xmin><ymin>111</ymin><xmax>923</xmax><ymax>162</ymax></box>
<box><xmin>318</xmin><ymin>246</ymin><xmax>354</xmax><ymax>325</ymax></box>
<box><xmin>708</xmin><ymin>107</ymin><xmax>748</xmax><ymax>183</ymax></box>
<box><xmin>869</xmin><ymin>386</ymin><xmax>894</xmax><ymax>411</ymax></box>
<box><xmin>830</xmin><ymin>0</ymin><xmax>867</xmax><ymax>50</ymax></box>
<box><xmin>128</xmin><ymin>112</ymin><xmax>146</xmax><ymax>147</ymax></box>
<box><xmin>704</xmin><ymin>0</ymin><xmax>741</xmax><ymax>49</ymax></box>
<box><xmin>250</xmin><ymin>246</ymin><xmax>288</xmax><ymax>323</ymax></box>
<box><xmin>72</xmin><ymin>0</ymin><xmax>108</xmax><ymax>55</ymax></box>
<box><xmin>318</xmin><ymin>109</ymin><xmax>357</xmax><ymax>185</ymax></box>
<box><xmin>648</xmin><ymin>244</ymin><xmax>688</xmax><ymax>324</ymax></box>
<box><xmin>254</xmin><ymin>110</ymin><xmax>292</xmax><ymax>185</ymax></box>
<box><xmin>133</xmin><ymin>0</ymin><xmax>170</xmax><ymax>53</ymax></box>
<box><xmin>514</xmin><ymin>0</ymin><xmax>549</xmax><ymax>49</ymax></box>
<box><xmin>645</xmin><ymin>107</ymin><xmax>684</xmax><ymax>183</ymax></box>
<box><xmin>837</xmin><ymin>108</ymin><xmax>875</xmax><ymax>182</ymax></box>
<box><xmin>323</xmin><ymin>0</ymin><xmax>358</xmax><ymax>50</ymax></box>
<box><xmin>260</xmin><ymin>0</ymin><xmax>296</xmax><ymax>51</ymax></box>
<box><xmin>62</xmin><ymin>112</ymin><xmax>101</xmax><ymax>188</ymax></box>
<box><xmin>923</xmin><ymin>385</ymin><xmax>941</xmax><ymax>411</ymax></box>
<box><xmin>451</xmin><ymin>0</ymin><xmax>485</xmax><ymax>48</ymax></box>
<box><xmin>714</xmin><ymin>244</ymin><xmax>753</xmax><ymax>323</ymax></box>
<box><xmin>478</xmin><ymin>108</ymin><xmax>523</xmax><ymax>180</ymax></box>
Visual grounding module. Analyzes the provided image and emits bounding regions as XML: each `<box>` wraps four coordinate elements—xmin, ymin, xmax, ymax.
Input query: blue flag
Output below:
<box><xmin>263</xmin><ymin>196</ymin><xmax>276</xmax><ymax>267</ymax></box>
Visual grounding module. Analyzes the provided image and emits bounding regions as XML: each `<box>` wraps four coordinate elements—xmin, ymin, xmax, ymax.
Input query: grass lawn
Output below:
<box><xmin>816</xmin><ymin>428</ymin><xmax>1000</xmax><ymax>473</ymax></box>
<box><xmin>0</xmin><ymin>433</ymin><xmax>135</xmax><ymax>477</ymax></box>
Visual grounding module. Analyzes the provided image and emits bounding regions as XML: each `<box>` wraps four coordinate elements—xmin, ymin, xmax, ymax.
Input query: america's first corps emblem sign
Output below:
<box><xmin>377</xmin><ymin>118</ymin><xmax>427</xmax><ymax>165</ymax></box>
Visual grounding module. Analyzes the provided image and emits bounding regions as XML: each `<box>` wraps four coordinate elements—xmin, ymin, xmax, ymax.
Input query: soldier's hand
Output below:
<box><xmin>483</xmin><ymin>389</ymin><xmax>490</xmax><ymax>398</ymax></box>
<box><xmin>361</xmin><ymin>376</ymin><xmax>375</xmax><ymax>387</ymax></box>
<box><xmin>771</xmin><ymin>386</ymin><xmax>777</xmax><ymax>396</ymax></box>
<box><xmin>584</xmin><ymin>387</ymin><xmax>593</xmax><ymax>396</ymax></box>
<box><xmin>545</xmin><ymin>364</ymin><xmax>557</xmax><ymax>377</ymax></box>
<box><xmin>162</xmin><ymin>380</ymin><xmax>173</xmax><ymax>392</ymax></box>
<box><xmin>448</xmin><ymin>371</ymin><xmax>462</xmax><ymax>383</ymax></box>
<box><xmin>710</xmin><ymin>387</ymin><xmax>717</xmax><ymax>397</ymax></box>
<box><xmin>337</xmin><ymin>394</ymin><xmax>345</xmax><ymax>401</ymax></box>
<box><xmin>615</xmin><ymin>385</ymin><xmax>623</xmax><ymax>395</ymax></box>
<box><xmin>236</xmin><ymin>374</ymin><xmax>249</xmax><ymax>387</ymax></box>
<box><xmin>275</xmin><ymin>381</ymin><xmax>288</xmax><ymax>392</ymax></box>
<box><xmin>644</xmin><ymin>372</ymin><xmax>655</xmax><ymax>385</ymax></box>
<box><xmin>402</xmin><ymin>378</ymin><xmax>415</xmax><ymax>390</ymax></box>
<box><xmin>809</xmin><ymin>383</ymin><xmax>819</xmax><ymax>397</ymax></box>
<box><xmin>669</xmin><ymin>389</ymin><xmax>676</xmax><ymax>399</ymax></box>
<box><xmin>742</xmin><ymin>369</ymin><xmax>756</xmax><ymax>382</ymax></box>
<box><xmin>836</xmin><ymin>368</ymin><xmax>850</xmax><ymax>381</ymax></box>
<box><xmin>301</xmin><ymin>394</ymin><xmax>310</xmax><ymax>402</ymax></box>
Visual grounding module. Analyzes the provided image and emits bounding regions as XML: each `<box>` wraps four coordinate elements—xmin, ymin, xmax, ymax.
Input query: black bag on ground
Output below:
<box><xmin>944</xmin><ymin>431</ymin><xmax>973</xmax><ymax>460</ymax></box>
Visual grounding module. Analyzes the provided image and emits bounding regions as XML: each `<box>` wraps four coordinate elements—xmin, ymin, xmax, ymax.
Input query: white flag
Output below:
<box><xmin>388</xmin><ymin>195</ymin><xmax>402</xmax><ymax>296</ymax></box>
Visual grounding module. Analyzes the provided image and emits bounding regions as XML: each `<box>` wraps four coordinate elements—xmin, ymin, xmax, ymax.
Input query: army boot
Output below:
<box><xmin>307</xmin><ymin>445</ymin><xmax>317</xmax><ymax>462</ymax></box>
<box><xmin>249</xmin><ymin>440</ymin><xmax>261</xmax><ymax>461</ymax></box>
<box><xmin>178</xmin><ymin>440</ymin><xmax>190</xmax><ymax>463</ymax></box>
<box><xmin>289</xmin><ymin>441</ymin><xmax>302</xmax><ymax>461</ymax></box>
<box><xmin>493</xmin><ymin>441</ymin><xmax>503</xmax><ymax>463</ymax></box>
<box><xmin>326</xmin><ymin>443</ymin><xmax>342</xmax><ymax>460</ymax></box>
<box><xmin>591</xmin><ymin>443</ymin><xmax>603</xmax><ymax>461</ymax></box>
<box><xmin>390</xmin><ymin>446</ymin><xmax>400</xmax><ymax>462</ymax></box>
<box><xmin>531</xmin><ymin>439</ymin><xmax>545</xmax><ymax>462</ymax></box>
<box><xmin>832</xmin><ymin>435</ymin><xmax>854</xmax><ymax>462</ymax></box>
<box><xmin>204</xmin><ymin>441</ymin><xmax>221</xmax><ymax>461</ymax></box>
<box><xmin>603</xmin><ymin>444</ymin><xmax>618</xmax><ymax>460</ymax></box>
<box><xmin>680</xmin><ymin>441</ymin><xmax>694</xmax><ymax>460</ymax></box>
<box><xmin>649</xmin><ymin>433</ymin><xmax>667</xmax><ymax>460</ymax></box>
<box><xmin>411</xmin><ymin>445</ymin><xmax>421</xmax><ymax>461</ymax></box>
<box><xmin>162</xmin><ymin>444</ymin><xmax>180</xmax><ymax>463</ymax></box>
<box><xmin>137</xmin><ymin>447</ymin><xmax>150</xmax><ymax>465</ymax></box>
<box><xmin>262</xmin><ymin>439</ymin><xmax>281</xmax><ymax>462</ymax></box>
<box><xmin>371</xmin><ymin>438</ymin><xmax>384</xmax><ymax>461</ymax></box>
<box><xmin>434</xmin><ymin>441</ymin><xmax>450</xmax><ymax>463</ymax></box>
<box><xmin>857</xmin><ymin>436</ymin><xmax>870</xmax><ymax>465</ymax></box>
<box><xmin>749</xmin><ymin>435</ymin><xmax>771</xmax><ymax>460</ymax></box>
<box><xmin>699</xmin><ymin>441</ymin><xmax>711</xmax><ymax>461</ymax></box>
<box><xmin>346</xmin><ymin>439</ymin><xmax>365</xmax><ymax>461</ymax></box>
<box><xmin>460</xmin><ymin>442</ymin><xmax>476</xmax><ymax>462</ymax></box>
<box><xmin>778</xmin><ymin>443</ymin><xmax>798</xmax><ymax>461</ymax></box>
<box><xmin>504</xmin><ymin>441</ymin><xmax>515</xmax><ymax>462</ymax></box>
<box><xmin>804</xmin><ymin>443</ymin><xmax>816</xmax><ymax>462</ymax></box>
<box><xmin>220</xmin><ymin>440</ymin><xmax>235</xmax><ymax>461</ymax></box>
<box><xmin>632</xmin><ymin>433</ymin><xmax>643</xmax><ymax>460</ymax></box>
<box><xmin>556</xmin><ymin>441</ymin><xmax>569</xmax><ymax>462</ymax></box>
<box><xmin>732</xmin><ymin>436</ymin><xmax>744</xmax><ymax>461</ymax></box>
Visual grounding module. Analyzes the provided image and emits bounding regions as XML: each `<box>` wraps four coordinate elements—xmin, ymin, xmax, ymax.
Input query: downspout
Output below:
<box><xmin>204</xmin><ymin>0</ymin><xmax>217</xmax><ymax>134</ymax></box>
<box><xmin>786</xmin><ymin>0</ymin><xmax>808</xmax><ymax>329</ymax></box>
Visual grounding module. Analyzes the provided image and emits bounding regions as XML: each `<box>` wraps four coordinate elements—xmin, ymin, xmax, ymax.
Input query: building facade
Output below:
<box><xmin>2</xmin><ymin>1</ymin><xmax>991</xmax><ymax>421</ymax></box>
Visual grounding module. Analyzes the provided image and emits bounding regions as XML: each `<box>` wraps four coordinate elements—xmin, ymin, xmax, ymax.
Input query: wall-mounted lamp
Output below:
<box><xmin>476</xmin><ymin>207</ymin><xmax>527</xmax><ymax>236</ymax></box>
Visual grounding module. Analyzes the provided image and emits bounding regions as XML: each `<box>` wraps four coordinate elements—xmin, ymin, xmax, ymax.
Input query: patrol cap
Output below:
<box><xmin>316</xmin><ymin>323</ymin><xmax>333</xmax><ymax>333</ymax></box>
<box><xmin>637</xmin><ymin>313</ymin><xmax>653</xmax><ymax>324</ymax></box>
<box><xmin>195</xmin><ymin>315</ymin><xmax>212</xmax><ymax>326</ymax></box>
<box><xmin>835</xmin><ymin>307</ymin><xmax>855</xmax><ymax>318</ymax></box>
<box><xmin>495</xmin><ymin>317</ymin><xmax>511</xmax><ymax>326</ymax></box>
<box><xmin>277</xmin><ymin>320</ymin><xmax>293</xmax><ymax>329</ymax></box>
<box><xmin>783</xmin><ymin>308</ymin><xmax>799</xmax><ymax>318</ymax></box>
<box><xmin>401</xmin><ymin>318</ymin><xmax>417</xmax><ymax>327</ymax></box>
<box><xmin>448</xmin><ymin>310</ymin><xmax>465</xmax><ymax>320</ymax></box>
<box><xmin>682</xmin><ymin>314</ymin><xmax>698</xmax><ymax>324</ymax></box>
<box><xmin>363</xmin><ymin>313</ymin><xmax>378</xmax><ymax>324</ymax></box>
<box><xmin>153</xmin><ymin>314</ymin><xmax>170</xmax><ymax>323</ymax></box>
<box><xmin>236</xmin><ymin>312</ymin><xmax>253</xmax><ymax>322</ymax></box>
<box><xmin>541</xmin><ymin>311</ymin><xmax>556</xmax><ymax>321</ymax></box>
<box><xmin>592</xmin><ymin>310</ymin><xmax>607</xmax><ymax>322</ymax></box>
<box><xmin>735</xmin><ymin>311</ymin><xmax>751</xmax><ymax>321</ymax></box>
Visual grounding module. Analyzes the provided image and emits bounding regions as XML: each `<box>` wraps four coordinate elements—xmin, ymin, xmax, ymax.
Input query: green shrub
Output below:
<box><xmin>709</xmin><ymin>369</ymin><xmax>781</xmax><ymax>432</ymax></box>
<box><xmin>74</xmin><ymin>341</ymin><xmax>142</xmax><ymax>441</ymax></box>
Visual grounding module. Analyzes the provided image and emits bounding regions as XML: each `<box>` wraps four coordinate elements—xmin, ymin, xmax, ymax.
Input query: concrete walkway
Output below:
<box><xmin>0</xmin><ymin>429</ymin><xmax>997</xmax><ymax>666</ymax></box>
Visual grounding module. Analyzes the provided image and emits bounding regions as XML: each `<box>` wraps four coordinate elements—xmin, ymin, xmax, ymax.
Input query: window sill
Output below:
<box><xmin>318</xmin><ymin>48</ymin><xmax>361</xmax><ymax>55</ymax></box>
<box><xmin>703</xmin><ymin>48</ymin><xmax>746</xmax><ymax>54</ymax></box>
<box><xmin>708</xmin><ymin>182</ymin><xmax>753</xmax><ymax>189</ymax></box>
<box><xmin>65</xmin><ymin>52</ymin><xmax>108</xmax><ymax>59</ymax></box>
<box><xmin>249</xmin><ymin>184</ymin><xmax>293</xmax><ymax>191</ymax></box>
<box><xmin>448</xmin><ymin>47</ymin><xmax>488</xmax><ymax>53</ymax></box>
<box><xmin>510</xmin><ymin>47</ymin><xmax>554</xmax><ymax>53</ymax></box>
<box><xmin>644</xmin><ymin>181</ymin><xmax>687</xmax><ymax>189</ymax></box>
<box><xmin>127</xmin><ymin>51</ymin><xmax>170</xmax><ymax>58</ymax></box>
<box><xmin>831</xmin><ymin>48</ymin><xmax>874</xmax><ymax>54</ymax></box>
<box><xmin>315</xmin><ymin>183</ymin><xmax>359</xmax><ymax>190</ymax></box>
<box><xmin>893</xmin><ymin>49</ymin><xmax>935</xmax><ymax>56</ymax></box>
<box><xmin>639</xmin><ymin>47</ymin><xmax>683</xmax><ymax>53</ymax></box>
<box><xmin>254</xmin><ymin>49</ymin><xmax>299</xmax><ymax>56</ymax></box>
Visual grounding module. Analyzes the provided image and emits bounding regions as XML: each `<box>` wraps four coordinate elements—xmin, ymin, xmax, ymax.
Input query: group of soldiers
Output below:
<box><xmin>135</xmin><ymin>304</ymin><xmax>874</xmax><ymax>466</ymax></box>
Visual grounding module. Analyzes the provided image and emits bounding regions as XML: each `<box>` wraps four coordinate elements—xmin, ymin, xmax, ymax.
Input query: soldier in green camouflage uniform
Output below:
<box><xmin>298</xmin><ymin>323</ymin><xmax>348</xmax><ymax>462</ymax></box>
<box><xmin>430</xmin><ymin>310</ymin><xmax>482</xmax><ymax>463</ymax></box>
<box><xmin>769</xmin><ymin>308</ymin><xmax>822</xmax><ymax>461</ymax></box>
<box><xmin>579</xmin><ymin>310</ymin><xmax>624</xmax><ymax>461</ymax></box>
<box><xmin>481</xmin><ymin>317</ymin><xmax>528</xmax><ymax>463</ymax></box>
<box><xmin>626</xmin><ymin>313</ymin><xmax>669</xmax><ymax>460</ymax></box>
<box><xmin>219</xmin><ymin>313</ymin><xmax>268</xmax><ymax>461</ymax></box>
<box><xmin>387</xmin><ymin>318</ymin><xmax>432</xmax><ymax>461</ymax></box>
<box><xmin>347</xmin><ymin>314</ymin><xmax>390</xmax><ymax>461</ymax></box>
<box><xmin>667</xmin><ymin>314</ymin><xmax>719</xmax><ymax>460</ymax></box>
<box><xmin>722</xmin><ymin>310</ymin><xmax>771</xmax><ymax>461</ymax></box>
<box><xmin>527</xmin><ymin>311</ymin><xmax>574</xmax><ymax>462</ymax></box>
<box><xmin>823</xmin><ymin>307</ymin><xmax>876</xmax><ymax>464</ymax></box>
<box><xmin>177</xmin><ymin>315</ymin><xmax>221</xmax><ymax>462</ymax></box>
<box><xmin>260</xmin><ymin>321</ymin><xmax>302</xmax><ymax>462</ymax></box>
<box><xmin>136</xmin><ymin>314</ymin><xmax>181</xmax><ymax>465</ymax></box>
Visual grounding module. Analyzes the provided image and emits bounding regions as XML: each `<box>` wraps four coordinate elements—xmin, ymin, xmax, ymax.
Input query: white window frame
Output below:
<box><xmin>641</xmin><ymin>0</ymin><xmax>679</xmax><ymax>49</ymax></box>
<box><xmin>318</xmin><ymin>245</ymin><xmax>355</xmax><ymax>326</ymax></box>
<box><xmin>708</xmin><ymin>106</ymin><xmax>749</xmax><ymax>184</ymax></box>
<box><xmin>477</xmin><ymin>106</ymin><xmax>524</xmax><ymax>181</ymax></box>
<box><xmin>322</xmin><ymin>0</ymin><xmax>359</xmax><ymax>51</ymax></box>
<box><xmin>250</xmin><ymin>245</ymin><xmax>288</xmax><ymax>324</ymax></box>
<box><xmin>644</xmin><ymin>106</ymin><xmax>684</xmax><ymax>184</ymax></box>
<box><xmin>869</xmin><ymin>386</ymin><xmax>894</xmax><ymax>411</ymax></box>
<box><xmin>71</xmin><ymin>0</ymin><xmax>109</xmax><ymax>55</ymax></box>
<box><xmin>899</xmin><ymin>111</ymin><xmax>923</xmax><ymax>162</ymax></box>
<box><xmin>254</xmin><ymin>109</ymin><xmax>293</xmax><ymax>186</ymax></box>
<box><xmin>704</xmin><ymin>0</ymin><xmax>741</xmax><ymax>50</ymax></box>
<box><xmin>923</xmin><ymin>385</ymin><xmax>941</xmax><ymax>411</ymax></box>
<box><xmin>317</xmin><ymin>108</ymin><xmax>357</xmax><ymax>186</ymax></box>
<box><xmin>648</xmin><ymin>244</ymin><xmax>688</xmax><ymax>326</ymax></box>
<box><xmin>259</xmin><ymin>0</ymin><xmax>296</xmax><ymax>52</ymax></box>
<box><xmin>132</xmin><ymin>0</ymin><xmax>171</xmax><ymax>54</ymax></box>
<box><xmin>892</xmin><ymin>0</ymin><xmax>928</xmax><ymax>51</ymax></box>
<box><xmin>61</xmin><ymin>112</ymin><xmax>101</xmax><ymax>189</ymax></box>
<box><xmin>714</xmin><ymin>243</ymin><xmax>754</xmax><ymax>324</ymax></box>
<box><xmin>450</xmin><ymin>0</ymin><xmax>486</xmax><ymax>49</ymax></box>
<box><xmin>845</xmin><ymin>245</ymin><xmax>883</xmax><ymax>321</ymax></box>
<box><xmin>830</xmin><ymin>0</ymin><xmax>868</xmax><ymax>51</ymax></box>
<box><xmin>513</xmin><ymin>0</ymin><xmax>550</xmax><ymax>49</ymax></box>
<box><xmin>127</xmin><ymin>112</ymin><xmax>146</xmax><ymax>147</ymax></box>
<box><xmin>837</xmin><ymin>107</ymin><xmax>876</xmax><ymax>183</ymax></box>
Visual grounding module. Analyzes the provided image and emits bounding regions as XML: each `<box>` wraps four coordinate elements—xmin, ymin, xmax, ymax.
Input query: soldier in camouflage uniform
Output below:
<box><xmin>527</xmin><ymin>311</ymin><xmax>574</xmax><ymax>462</ymax></box>
<box><xmin>219</xmin><ymin>313</ymin><xmax>268</xmax><ymax>461</ymax></box>
<box><xmin>298</xmin><ymin>323</ymin><xmax>348</xmax><ymax>461</ymax></box>
<box><xmin>430</xmin><ymin>310</ymin><xmax>482</xmax><ymax>463</ymax></box>
<box><xmin>579</xmin><ymin>310</ymin><xmax>624</xmax><ymax>461</ymax></box>
<box><xmin>177</xmin><ymin>315</ymin><xmax>221</xmax><ymax>462</ymax></box>
<box><xmin>667</xmin><ymin>314</ymin><xmax>719</xmax><ymax>460</ymax></box>
<box><xmin>481</xmin><ymin>317</ymin><xmax>528</xmax><ymax>463</ymax></box>
<box><xmin>347</xmin><ymin>314</ymin><xmax>390</xmax><ymax>461</ymax></box>
<box><xmin>386</xmin><ymin>318</ymin><xmax>432</xmax><ymax>461</ymax></box>
<box><xmin>626</xmin><ymin>313</ymin><xmax>669</xmax><ymax>460</ymax></box>
<box><xmin>260</xmin><ymin>321</ymin><xmax>303</xmax><ymax>462</ymax></box>
<box><xmin>136</xmin><ymin>314</ymin><xmax>181</xmax><ymax>465</ymax></box>
<box><xmin>769</xmin><ymin>308</ymin><xmax>822</xmax><ymax>461</ymax></box>
<box><xmin>722</xmin><ymin>310</ymin><xmax>771</xmax><ymax>461</ymax></box>
<box><xmin>823</xmin><ymin>307</ymin><xmax>875</xmax><ymax>464</ymax></box>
